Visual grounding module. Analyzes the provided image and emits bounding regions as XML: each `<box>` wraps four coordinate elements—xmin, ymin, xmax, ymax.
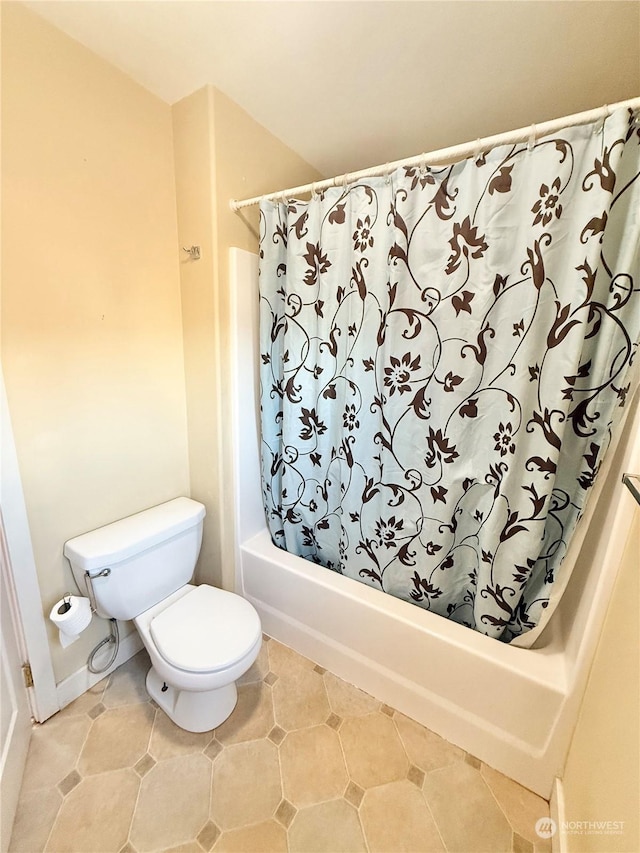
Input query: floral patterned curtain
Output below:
<box><xmin>258</xmin><ymin>107</ymin><xmax>640</xmax><ymax>645</ymax></box>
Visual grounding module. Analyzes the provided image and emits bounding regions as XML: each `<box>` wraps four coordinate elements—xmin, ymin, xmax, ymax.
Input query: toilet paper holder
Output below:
<box><xmin>56</xmin><ymin>594</ymin><xmax>74</xmax><ymax>616</ymax></box>
<box><xmin>49</xmin><ymin>593</ymin><xmax>93</xmax><ymax>648</ymax></box>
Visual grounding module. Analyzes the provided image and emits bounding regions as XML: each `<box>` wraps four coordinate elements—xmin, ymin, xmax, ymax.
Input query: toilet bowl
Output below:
<box><xmin>134</xmin><ymin>583</ymin><xmax>262</xmax><ymax>731</ymax></box>
<box><xmin>64</xmin><ymin>497</ymin><xmax>262</xmax><ymax>733</ymax></box>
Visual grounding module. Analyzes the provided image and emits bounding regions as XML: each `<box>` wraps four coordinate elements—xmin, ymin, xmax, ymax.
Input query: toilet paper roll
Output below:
<box><xmin>50</xmin><ymin>595</ymin><xmax>92</xmax><ymax>647</ymax></box>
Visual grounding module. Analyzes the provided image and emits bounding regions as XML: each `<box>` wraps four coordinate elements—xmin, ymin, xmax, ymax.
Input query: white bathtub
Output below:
<box><xmin>229</xmin><ymin>247</ymin><xmax>639</xmax><ymax>798</ymax></box>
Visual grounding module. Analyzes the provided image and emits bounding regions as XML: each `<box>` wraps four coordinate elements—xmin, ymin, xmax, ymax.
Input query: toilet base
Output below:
<box><xmin>146</xmin><ymin>666</ymin><xmax>238</xmax><ymax>732</ymax></box>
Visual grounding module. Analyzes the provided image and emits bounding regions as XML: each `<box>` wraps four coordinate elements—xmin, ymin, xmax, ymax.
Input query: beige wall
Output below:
<box><xmin>1</xmin><ymin>3</ymin><xmax>321</xmax><ymax>687</ymax></box>
<box><xmin>172</xmin><ymin>86</ymin><xmax>321</xmax><ymax>589</ymax></box>
<box><xmin>171</xmin><ymin>88</ymin><xmax>220</xmax><ymax>581</ymax></box>
<box><xmin>560</xmin><ymin>509</ymin><xmax>639</xmax><ymax>852</ymax></box>
<box><xmin>1</xmin><ymin>4</ymin><xmax>190</xmax><ymax>682</ymax></box>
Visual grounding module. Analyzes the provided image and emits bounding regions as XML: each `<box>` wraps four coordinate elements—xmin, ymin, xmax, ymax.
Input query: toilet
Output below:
<box><xmin>63</xmin><ymin>497</ymin><xmax>261</xmax><ymax>732</ymax></box>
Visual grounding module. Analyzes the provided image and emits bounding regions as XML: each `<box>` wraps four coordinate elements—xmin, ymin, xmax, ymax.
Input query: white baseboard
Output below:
<box><xmin>55</xmin><ymin>629</ymin><xmax>143</xmax><ymax>710</ymax></box>
<box><xmin>550</xmin><ymin>776</ymin><xmax>568</xmax><ymax>853</ymax></box>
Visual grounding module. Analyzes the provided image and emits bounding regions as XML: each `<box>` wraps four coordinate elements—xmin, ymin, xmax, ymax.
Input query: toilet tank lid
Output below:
<box><xmin>63</xmin><ymin>498</ymin><xmax>206</xmax><ymax>571</ymax></box>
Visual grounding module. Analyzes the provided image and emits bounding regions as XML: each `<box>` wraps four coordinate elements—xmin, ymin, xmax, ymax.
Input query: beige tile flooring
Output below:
<box><xmin>10</xmin><ymin>636</ymin><xmax>552</xmax><ymax>853</ymax></box>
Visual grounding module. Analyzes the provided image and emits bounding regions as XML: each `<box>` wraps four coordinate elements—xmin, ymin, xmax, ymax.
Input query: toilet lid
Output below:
<box><xmin>150</xmin><ymin>585</ymin><xmax>261</xmax><ymax>673</ymax></box>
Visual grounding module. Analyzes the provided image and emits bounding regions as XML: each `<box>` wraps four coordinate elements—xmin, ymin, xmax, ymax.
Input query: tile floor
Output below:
<box><xmin>9</xmin><ymin>636</ymin><xmax>551</xmax><ymax>853</ymax></box>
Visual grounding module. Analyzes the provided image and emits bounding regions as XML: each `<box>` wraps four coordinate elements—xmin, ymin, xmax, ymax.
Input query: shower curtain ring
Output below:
<box><xmin>527</xmin><ymin>124</ymin><xmax>536</xmax><ymax>152</ymax></box>
<box><xmin>419</xmin><ymin>153</ymin><xmax>428</xmax><ymax>175</ymax></box>
<box><xmin>311</xmin><ymin>181</ymin><xmax>318</xmax><ymax>198</ymax></box>
<box><xmin>594</xmin><ymin>106</ymin><xmax>608</xmax><ymax>134</ymax></box>
<box><xmin>474</xmin><ymin>138</ymin><xmax>483</xmax><ymax>163</ymax></box>
<box><xmin>384</xmin><ymin>163</ymin><xmax>391</xmax><ymax>185</ymax></box>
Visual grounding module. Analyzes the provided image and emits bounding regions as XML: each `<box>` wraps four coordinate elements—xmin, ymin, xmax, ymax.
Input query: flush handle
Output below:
<box><xmin>85</xmin><ymin>568</ymin><xmax>111</xmax><ymax>579</ymax></box>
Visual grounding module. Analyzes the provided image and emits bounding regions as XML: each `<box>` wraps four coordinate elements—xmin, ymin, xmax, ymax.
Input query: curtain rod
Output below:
<box><xmin>230</xmin><ymin>97</ymin><xmax>640</xmax><ymax>212</ymax></box>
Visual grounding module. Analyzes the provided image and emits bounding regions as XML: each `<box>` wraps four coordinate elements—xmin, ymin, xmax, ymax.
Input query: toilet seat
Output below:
<box><xmin>150</xmin><ymin>584</ymin><xmax>262</xmax><ymax>674</ymax></box>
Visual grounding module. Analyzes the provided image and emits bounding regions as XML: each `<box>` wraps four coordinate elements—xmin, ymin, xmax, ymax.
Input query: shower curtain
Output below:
<box><xmin>259</xmin><ymin>106</ymin><xmax>640</xmax><ymax>644</ymax></box>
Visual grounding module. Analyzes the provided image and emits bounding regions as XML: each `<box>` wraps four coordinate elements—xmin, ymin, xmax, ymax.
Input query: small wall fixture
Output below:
<box><xmin>182</xmin><ymin>245</ymin><xmax>201</xmax><ymax>261</ymax></box>
<box><xmin>622</xmin><ymin>473</ymin><xmax>640</xmax><ymax>506</ymax></box>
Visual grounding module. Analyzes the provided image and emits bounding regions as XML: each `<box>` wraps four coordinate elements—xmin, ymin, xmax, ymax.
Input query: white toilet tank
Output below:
<box><xmin>64</xmin><ymin>498</ymin><xmax>206</xmax><ymax>620</ymax></box>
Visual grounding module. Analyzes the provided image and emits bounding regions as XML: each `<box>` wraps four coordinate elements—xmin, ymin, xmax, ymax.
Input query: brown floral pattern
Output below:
<box><xmin>259</xmin><ymin>107</ymin><xmax>640</xmax><ymax>645</ymax></box>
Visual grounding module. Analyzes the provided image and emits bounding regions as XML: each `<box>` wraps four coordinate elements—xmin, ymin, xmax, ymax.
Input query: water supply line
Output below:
<box><xmin>87</xmin><ymin>617</ymin><xmax>119</xmax><ymax>674</ymax></box>
<box><xmin>83</xmin><ymin>567</ymin><xmax>120</xmax><ymax>674</ymax></box>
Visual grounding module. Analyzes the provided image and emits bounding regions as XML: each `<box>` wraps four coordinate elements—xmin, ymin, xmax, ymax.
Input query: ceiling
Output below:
<box><xmin>24</xmin><ymin>1</ymin><xmax>640</xmax><ymax>177</ymax></box>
